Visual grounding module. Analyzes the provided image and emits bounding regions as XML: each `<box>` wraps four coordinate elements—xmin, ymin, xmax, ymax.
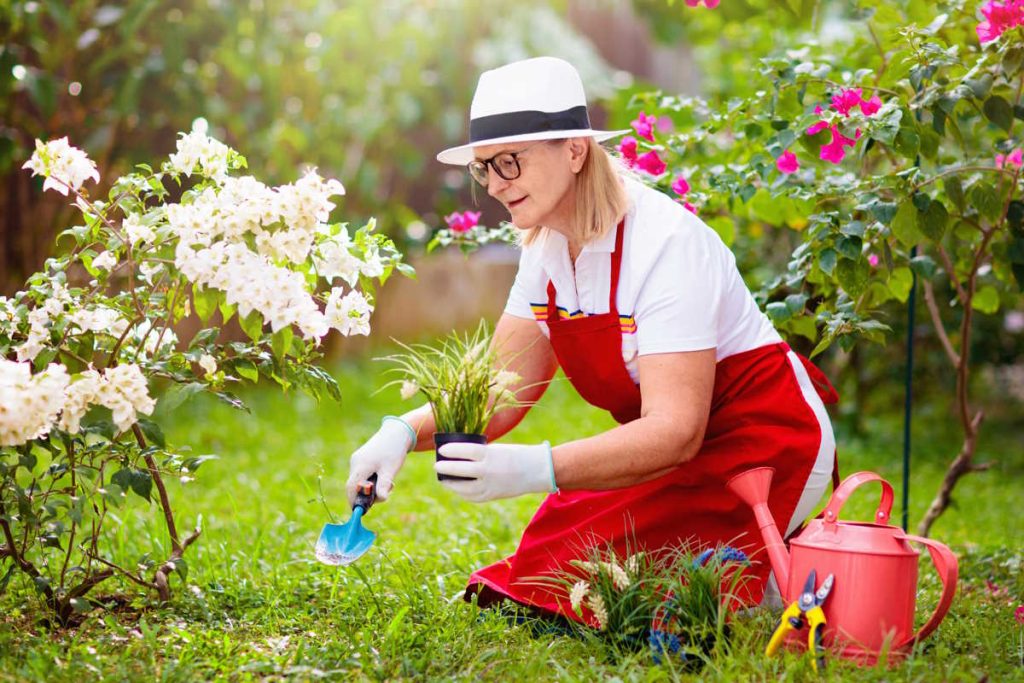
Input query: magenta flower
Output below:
<box><xmin>671</xmin><ymin>175</ymin><xmax>691</xmax><ymax>196</ymax></box>
<box><xmin>445</xmin><ymin>210</ymin><xmax>481</xmax><ymax>234</ymax></box>
<box><xmin>617</xmin><ymin>136</ymin><xmax>639</xmax><ymax>165</ymax></box>
<box><xmin>1016</xmin><ymin>604</ymin><xmax>1024</xmax><ymax>625</ymax></box>
<box><xmin>976</xmin><ymin>0</ymin><xmax>1024</xmax><ymax>43</ymax></box>
<box><xmin>868</xmin><ymin>253</ymin><xmax>879</xmax><ymax>268</ymax></box>
<box><xmin>682</xmin><ymin>201</ymin><xmax>698</xmax><ymax>214</ymax></box>
<box><xmin>860</xmin><ymin>95</ymin><xmax>883</xmax><ymax>116</ymax></box>
<box><xmin>631</xmin><ymin>112</ymin><xmax>658</xmax><ymax>142</ymax></box>
<box><xmin>831</xmin><ymin>88</ymin><xmax>863</xmax><ymax>116</ymax></box>
<box><xmin>807</xmin><ymin>106</ymin><xmax>829</xmax><ymax>136</ymax></box>
<box><xmin>996</xmin><ymin>148</ymin><xmax>1023</xmax><ymax>169</ymax></box>
<box><xmin>685</xmin><ymin>0</ymin><xmax>719</xmax><ymax>6</ymax></box>
<box><xmin>819</xmin><ymin>125</ymin><xmax>859</xmax><ymax>164</ymax></box>
<box><xmin>636</xmin><ymin>150</ymin><xmax>666</xmax><ymax>176</ymax></box>
<box><xmin>776</xmin><ymin>150</ymin><xmax>799</xmax><ymax>174</ymax></box>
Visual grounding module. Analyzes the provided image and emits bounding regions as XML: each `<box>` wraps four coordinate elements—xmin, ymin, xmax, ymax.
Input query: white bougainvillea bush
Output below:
<box><xmin>0</xmin><ymin>128</ymin><xmax>410</xmax><ymax>624</ymax></box>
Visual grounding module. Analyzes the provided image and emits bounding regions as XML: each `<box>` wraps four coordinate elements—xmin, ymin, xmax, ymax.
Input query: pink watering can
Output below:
<box><xmin>726</xmin><ymin>467</ymin><xmax>959</xmax><ymax>664</ymax></box>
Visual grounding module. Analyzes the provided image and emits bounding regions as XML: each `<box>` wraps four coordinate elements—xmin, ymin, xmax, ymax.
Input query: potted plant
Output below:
<box><xmin>380</xmin><ymin>321</ymin><xmax>525</xmax><ymax>480</ymax></box>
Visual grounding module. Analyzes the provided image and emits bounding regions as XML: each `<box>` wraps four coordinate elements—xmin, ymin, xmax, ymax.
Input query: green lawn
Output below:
<box><xmin>1</xmin><ymin>352</ymin><xmax>1022</xmax><ymax>681</ymax></box>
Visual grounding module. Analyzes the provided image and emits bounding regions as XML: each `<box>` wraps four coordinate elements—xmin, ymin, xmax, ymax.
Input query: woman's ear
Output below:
<box><xmin>567</xmin><ymin>137</ymin><xmax>589</xmax><ymax>174</ymax></box>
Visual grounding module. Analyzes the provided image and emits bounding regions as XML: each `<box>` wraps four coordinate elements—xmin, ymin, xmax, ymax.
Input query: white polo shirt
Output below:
<box><xmin>504</xmin><ymin>176</ymin><xmax>782</xmax><ymax>383</ymax></box>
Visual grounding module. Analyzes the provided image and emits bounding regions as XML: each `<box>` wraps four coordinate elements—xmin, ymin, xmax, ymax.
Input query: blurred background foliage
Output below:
<box><xmin>1</xmin><ymin>0</ymin><xmax>1022</xmax><ymax>445</ymax></box>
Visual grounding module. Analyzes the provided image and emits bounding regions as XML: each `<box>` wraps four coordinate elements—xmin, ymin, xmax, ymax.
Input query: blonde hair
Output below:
<box><xmin>520</xmin><ymin>138</ymin><xmax>630</xmax><ymax>247</ymax></box>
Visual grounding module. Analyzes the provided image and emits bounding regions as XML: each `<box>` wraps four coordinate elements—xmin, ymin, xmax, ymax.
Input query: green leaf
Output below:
<box><xmin>765</xmin><ymin>302</ymin><xmax>792</xmax><ymax>323</ymax></box>
<box><xmin>219</xmin><ymin>301</ymin><xmax>237</xmax><ymax>325</ymax></box>
<box><xmin>893</xmin><ymin>127</ymin><xmax>920</xmax><ymax>158</ymax></box>
<box><xmin>917</xmin><ymin>199</ymin><xmax>949</xmax><ymax>242</ymax></box>
<box><xmin>891</xmin><ymin>201</ymin><xmax>922</xmax><ymax>246</ymax></box>
<box><xmin>971</xmin><ymin>285</ymin><xmax>1000</xmax><ymax>314</ymax></box>
<box><xmin>836</xmin><ymin>258</ymin><xmax>870</xmax><ymax>298</ymax></box>
<box><xmin>969</xmin><ymin>183</ymin><xmax>1001</xmax><ymax>221</ymax></box>
<box><xmin>983</xmin><ymin>95</ymin><xmax>1013</xmax><ymax>132</ymax></box>
<box><xmin>705</xmin><ymin>216</ymin><xmax>735</xmax><ymax>247</ymax></box>
<box><xmin>234</xmin><ymin>359</ymin><xmax>259</xmax><ymax>383</ymax></box>
<box><xmin>240</xmin><ymin>311</ymin><xmax>263</xmax><ymax>342</ymax></box>
<box><xmin>137</xmin><ymin>419</ymin><xmax>166</xmax><ymax>449</ymax></box>
<box><xmin>111</xmin><ymin>469</ymin><xmax>152</xmax><ymax>502</ymax></box>
<box><xmin>888</xmin><ymin>267</ymin><xmax>914</xmax><ymax>303</ymax></box>
<box><xmin>192</xmin><ymin>285</ymin><xmax>222</xmax><ymax>324</ymax></box>
<box><xmin>1002</xmin><ymin>46</ymin><xmax>1024</xmax><ymax>76</ymax></box>
<box><xmin>910</xmin><ymin>255</ymin><xmax>938</xmax><ymax>280</ymax></box>
<box><xmin>836</xmin><ymin>236</ymin><xmax>862</xmax><ymax>260</ymax></box>
<box><xmin>272</xmin><ymin>326</ymin><xmax>294</xmax><ymax>361</ymax></box>
<box><xmin>818</xmin><ymin>248</ymin><xmax>837</xmax><ymax>276</ymax></box>
<box><xmin>919</xmin><ymin>127</ymin><xmax>940</xmax><ymax>160</ymax></box>
<box><xmin>786</xmin><ymin>315</ymin><xmax>818</xmax><ymax>342</ymax></box>
<box><xmin>945</xmin><ymin>177</ymin><xmax>966</xmax><ymax>213</ymax></box>
<box><xmin>868</xmin><ymin>200</ymin><xmax>897</xmax><ymax>225</ymax></box>
<box><xmin>160</xmin><ymin>382</ymin><xmax>207</xmax><ymax>412</ymax></box>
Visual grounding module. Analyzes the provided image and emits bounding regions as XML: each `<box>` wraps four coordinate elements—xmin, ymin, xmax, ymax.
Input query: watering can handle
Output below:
<box><xmin>896</xmin><ymin>534</ymin><xmax>959</xmax><ymax>648</ymax></box>
<box><xmin>821</xmin><ymin>471</ymin><xmax>894</xmax><ymax>526</ymax></box>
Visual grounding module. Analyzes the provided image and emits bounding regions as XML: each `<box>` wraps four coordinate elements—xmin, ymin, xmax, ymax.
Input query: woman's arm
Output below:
<box><xmin>400</xmin><ymin>313</ymin><xmax>558</xmax><ymax>451</ymax></box>
<box><xmin>551</xmin><ymin>348</ymin><xmax>716</xmax><ymax>489</ymax></box>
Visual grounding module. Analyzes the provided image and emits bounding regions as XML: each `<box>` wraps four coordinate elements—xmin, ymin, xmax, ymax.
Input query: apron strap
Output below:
<box><xmin>608</xmin><ymin>218</ymin><xmax>625</xmax><ymax>315</ymax></box>
<box><xmin>546</xmin><ymin>218</ymin><xmax>627</xmax><ymax>323</ymax></box>
<box><xmin>546</xmin><ymin>281</ymin><xmax>558</xmax><ymax>324</ymax></box>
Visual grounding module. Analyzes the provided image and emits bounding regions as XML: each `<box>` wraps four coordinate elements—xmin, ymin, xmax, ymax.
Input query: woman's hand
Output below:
<box><xmin>345</xmin><ymin>416</ymin><xmax>416</xmax><ymax>506</ymax></box>
<box><xmin>434</xmin><ymin>441</ymin><xmax>556</xmax><ymax>502</ymax></box>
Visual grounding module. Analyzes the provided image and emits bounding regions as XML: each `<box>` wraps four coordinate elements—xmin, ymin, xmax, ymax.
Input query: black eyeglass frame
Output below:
<box><xmin>466</xmin><ymin>141</ymin><xmax>547</xmax><ymax>187</ymax></box>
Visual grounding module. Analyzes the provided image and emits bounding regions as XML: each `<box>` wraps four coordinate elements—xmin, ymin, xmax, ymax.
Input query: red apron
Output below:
<box><xmin>466</xmin><ymin>219</ymin><xmax>837</xmax><ymax>620</ymax></box>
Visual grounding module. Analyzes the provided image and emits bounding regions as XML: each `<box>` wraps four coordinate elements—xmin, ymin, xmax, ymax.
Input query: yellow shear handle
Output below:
<box><xmin>806</xmin><ymin>606</ymin><xmax>827</xmax><ymax>672</ymax></box>
<box><xmin>766</xmin><ymin>601</ymin><xmax>803</xmax><ymax>657</ymax></box>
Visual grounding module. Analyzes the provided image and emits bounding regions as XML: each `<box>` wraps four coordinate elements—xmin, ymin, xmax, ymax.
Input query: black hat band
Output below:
<box><xmin>469</xmin><ymin>106</ymin><xmax>591</xmax><ymax>143</ymax></box>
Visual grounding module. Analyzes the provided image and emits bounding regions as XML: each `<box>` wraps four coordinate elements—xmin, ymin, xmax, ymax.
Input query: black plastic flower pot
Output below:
<box><xmin>434</xmin><ymin>432</ymin><xmax>486</xmax><ymax>481</ymax></box>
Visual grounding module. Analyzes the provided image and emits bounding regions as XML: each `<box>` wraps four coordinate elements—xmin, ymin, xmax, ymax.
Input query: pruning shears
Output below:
<box><xmin>766</xmin><ymin>569</ymin><xmax>835</xmax><ymax>672</ymax></box>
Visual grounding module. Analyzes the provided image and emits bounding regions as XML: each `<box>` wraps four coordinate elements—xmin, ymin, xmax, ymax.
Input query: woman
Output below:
<box><xmin>346</xmin><ymin>56</ymin><xmax>837</xmax><ymax>618</ymax></box>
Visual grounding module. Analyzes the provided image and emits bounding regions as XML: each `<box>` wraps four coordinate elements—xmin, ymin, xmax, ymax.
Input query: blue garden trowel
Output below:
<box><xmin>314</xmin><ymin>473</ymin><xmax>377</xmax><ymax>566</ymax></box>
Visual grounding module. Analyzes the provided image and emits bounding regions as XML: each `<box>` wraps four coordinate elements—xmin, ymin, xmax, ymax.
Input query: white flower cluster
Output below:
<box><xmin>0</xmin><ymin>360</ymin><xmax>70</xmax><ymax>447</ymax></box>
<box><xmin>16</xmin><ymin>283</ymin><xmax>71</xmax><ymax>362</ymax></box>
<box><xmin>166</xmin><ymin>150</ymin><xmax>376</xmax><ymax>341</ymax></box>
<box><xmin>21</xmin><ymin>137</ymin><xmax>100</xmax><ymax>196</ymax></box>
<box><xmin>168</xmin><ymin>129</ymin><xmax>232</xmax><ymax>181</ymax></box>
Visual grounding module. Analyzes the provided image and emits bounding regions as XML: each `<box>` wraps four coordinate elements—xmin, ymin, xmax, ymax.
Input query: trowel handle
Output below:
<box><xmin>354</xmin><ymin>473</ymin><xmax>377</xmax><ymax>513</ymax></box>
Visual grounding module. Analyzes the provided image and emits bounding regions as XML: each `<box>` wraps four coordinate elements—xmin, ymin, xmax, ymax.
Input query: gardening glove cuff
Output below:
<box><xmin>434</xmin><ymin>441</ymin><xmax>556</xmax><ymax>503</ymax></box>
<box><xmin>346</xmin><ymin>416</ymin><xmax>416</xmax><ymax>506</ymax></box>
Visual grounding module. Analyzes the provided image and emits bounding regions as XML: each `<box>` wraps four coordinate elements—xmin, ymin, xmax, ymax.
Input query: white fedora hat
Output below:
<box><xmin>436</xmin><ymin>56</ymin><xmax>630</xmax><ymax>166</ymax></box>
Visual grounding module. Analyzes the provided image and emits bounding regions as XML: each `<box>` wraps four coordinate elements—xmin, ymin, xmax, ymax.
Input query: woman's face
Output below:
<box><xmin>472</xmin><ymin>138</ymin><xmax>587</xmax><ymax>234</ymax></box>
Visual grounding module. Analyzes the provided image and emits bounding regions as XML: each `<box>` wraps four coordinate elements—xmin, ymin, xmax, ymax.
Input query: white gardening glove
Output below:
<box><xmin>346</xmin><ymin>416</ymin><xmax>416</xmax><ymax>506</ymax></box>
<box><xmin>434</xmin><ymin>441</ymin><xmax>557</xmax><ymax>503</ymax></box>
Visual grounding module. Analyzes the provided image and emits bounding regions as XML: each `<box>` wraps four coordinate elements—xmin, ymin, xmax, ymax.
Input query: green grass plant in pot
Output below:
<box><xmin>380</xmin><ymin>321</ymin><xmax>525</xmax><ymax>481</ymax></box>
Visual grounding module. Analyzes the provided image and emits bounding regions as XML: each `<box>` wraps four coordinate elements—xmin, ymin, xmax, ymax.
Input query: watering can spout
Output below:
<box><xmin>726</xmin><ymin>467</ymin><xmax>790</xmax><ymax>596</ymax></box>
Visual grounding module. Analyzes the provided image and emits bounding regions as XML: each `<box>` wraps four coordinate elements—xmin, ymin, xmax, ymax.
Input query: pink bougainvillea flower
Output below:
<box><xmin>868</xmin><ymin>253</ymin><xmax>879</xmax><ymax>268</ymax></box>
<box><xmin>631</xmin><ymin>112</ymin><xmax>658</xmax><ymax>142</ymax></box>
<box><xmin>776</xmin><ymin>150</ymin><xmax>799</xmax><ymax>174</ymax></box>
<box><xmin>685</xmin><ymin>0</ymin><xmax>719</xmax><ymax>6</ymax></box>
<box><xmin>976</xmin><ymin>0</ymin><xmax>1024</xmax><ymax>43</ymax></box>
<box><xmin>671</xmin><ymin>175</ymin><xmax>691</xmax><ymax>196</ymax></box>
<box><xmin>657</xmin><ymin>115</ymin><xmax>674</xmax><ymax>134</ymax></box>
<box><xmin>682</xmin><ymin>201</ymin><xmax>698</xmax><ymax>214</ymax></box>
<box><xmin>819</xmin><ymin>125</ymin><xmax>859</xmax><ymax>164</ymax></box>
<box><xmin>860</xmin><ymin>94</ymin><xmax>883</xmax><ymax>116</ymax></box>
<box><xmin>831</xmin><ymin>88</ymin><xmax>863</xmax><ymax>116</ymax></box>
<box><xmin>1016</xmin><ymin>604</ymin><xmax>1024</xmax><ymax>625</ymax></box>
<box><xmin>636</xmin><ymin>150</ymin><xmax>667</xmax><ymax>175</ymax></box>
<box><xmin>996</xmin><ymin>148</ymin><xmax>1024</xmax><ymax>169</ymax></box>
<box><xmin>617</xmin><ymin>136</ymin><xmax>639</xmax><ymax>165</ymax></box>
<box><xmin>444</xmin><ymin>210</ymin><xmax>481</xmax><ymax>234</ymax></box>
<box><xmin>807</xmin><ymin>105</ymin><xmax>829</xmax><ymax>136</ymax></box>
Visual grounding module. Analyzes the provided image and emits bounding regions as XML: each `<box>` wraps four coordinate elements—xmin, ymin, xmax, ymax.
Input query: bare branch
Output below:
<box><xmin>921</xmin><ymin>280</ymin><xmax>960</xmax><ymax>367</ymax></box>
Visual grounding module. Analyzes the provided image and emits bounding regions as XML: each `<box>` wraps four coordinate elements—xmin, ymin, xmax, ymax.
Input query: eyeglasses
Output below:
<box><xmin>467</xmin><ymin>142</ymin><xmax>544</xmax><ymax>187</ymax></box>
